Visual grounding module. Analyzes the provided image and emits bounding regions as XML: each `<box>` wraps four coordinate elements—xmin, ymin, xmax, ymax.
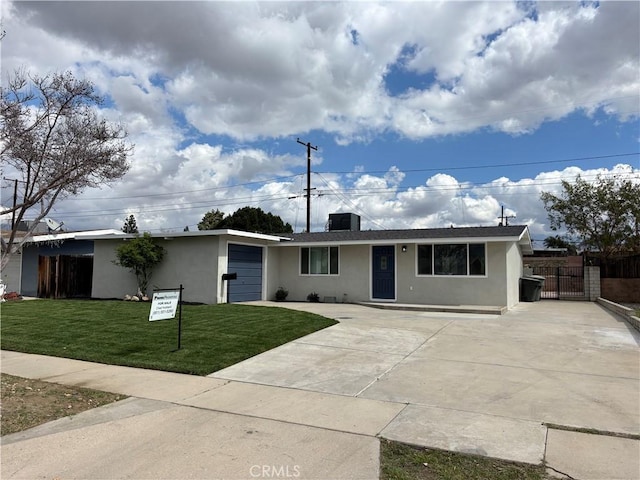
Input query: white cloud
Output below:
<box><xmin>1</xmin><ymin>1</ymin><xmax>637</xmax><ymax>239</ymax></box>
<box><xmin>5</xmin><ymin>1</ymin><xmax>636</xmax><ymax>143</ymax></box>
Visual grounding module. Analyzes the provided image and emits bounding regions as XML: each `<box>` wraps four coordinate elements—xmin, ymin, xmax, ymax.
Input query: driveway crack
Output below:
<box><xmin>354</xmin><ymin>320</ymin><xmax>455</xmax><ymax>397</ymax></box>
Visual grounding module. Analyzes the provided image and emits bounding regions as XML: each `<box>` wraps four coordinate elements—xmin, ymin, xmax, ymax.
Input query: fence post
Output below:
<box><xmin>584</xmin><ymin>266</ymin><xmax>601</xmax><ymax>301</ymax></box>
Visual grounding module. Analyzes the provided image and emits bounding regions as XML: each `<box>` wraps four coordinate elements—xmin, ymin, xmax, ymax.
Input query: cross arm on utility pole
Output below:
<box><xmin>296</xmin><ymin>138</ymin><xmax>318</xmax><ymax>233</ymax></box>
<box><xmin>498</xmin><ymin>205</ymin><xmax>516</xmax><ymax>226</ymax></box>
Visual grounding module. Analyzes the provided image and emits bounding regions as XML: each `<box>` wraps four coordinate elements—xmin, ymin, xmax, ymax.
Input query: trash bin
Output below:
<box><xmin>520</xmin><ymin>275</ymin><xmax>545</xmax><ymax>302</ymax></box>
<box><xmin>528</xmin><ymin>275</ymin><xmax>546</xmax><ymax>301</ymax></box>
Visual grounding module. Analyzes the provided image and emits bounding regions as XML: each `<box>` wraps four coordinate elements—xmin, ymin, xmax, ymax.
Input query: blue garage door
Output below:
<box><xmin>227</xmin><ymin>244</ymin><xmax>263</xmax><ymax>302</ymax></box>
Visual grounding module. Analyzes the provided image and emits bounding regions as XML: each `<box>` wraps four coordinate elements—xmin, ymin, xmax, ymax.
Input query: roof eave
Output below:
<box><xmin>85</xmin><ymin>229</ymin><xmax>289</xmax><ymax>242</ymax></box>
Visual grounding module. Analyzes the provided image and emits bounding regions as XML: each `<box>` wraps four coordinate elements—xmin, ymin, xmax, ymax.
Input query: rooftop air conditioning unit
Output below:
<box><xmin>328</xmin><ymin>213</ymin><xmax>361</xmax><ymax>232</ymax></box>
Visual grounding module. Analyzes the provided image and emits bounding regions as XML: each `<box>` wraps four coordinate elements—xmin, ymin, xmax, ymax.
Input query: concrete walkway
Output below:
<box><xmin>1</xmin><ymin>301</ymin><xmax>639</xmax><ymax>479</ymax></box>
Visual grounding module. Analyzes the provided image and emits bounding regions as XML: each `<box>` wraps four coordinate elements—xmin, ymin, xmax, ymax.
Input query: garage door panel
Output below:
<box><xmin>229</xmin><ymin>245</ymin><xmax>261</xmax><ymax>257</ymax></box>
<box><xmin>228</xmin><ymin>244</ymin><xmax>263</xmax><ymax>303</ymax></box>
<box><xmin>229</xmin><ymin>263</ymin><xmax>262</xmax><ymax>272</ymax></box>
<box><xmin>231</xmin><ymin>269</ymin><xmax>262</xmax><ymax>278</ymax></box>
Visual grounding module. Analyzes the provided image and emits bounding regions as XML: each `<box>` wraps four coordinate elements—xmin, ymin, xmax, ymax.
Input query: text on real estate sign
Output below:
<box><xmin>149</xmin><ymin>290</ymin><xmax>180</xmax><ymax>321</ymax></box>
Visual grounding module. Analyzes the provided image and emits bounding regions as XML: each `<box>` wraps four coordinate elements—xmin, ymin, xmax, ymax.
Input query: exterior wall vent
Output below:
<box><xmin>328</xmin><ymin>213</ymin><xmax>361</xmax><ymax>232</ymax></box>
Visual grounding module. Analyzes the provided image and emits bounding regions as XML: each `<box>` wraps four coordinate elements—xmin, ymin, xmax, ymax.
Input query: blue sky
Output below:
<box><xmin>1</xmin><ymin>0</ymin><xmax>638</xmax><ymax>243</ymax></box>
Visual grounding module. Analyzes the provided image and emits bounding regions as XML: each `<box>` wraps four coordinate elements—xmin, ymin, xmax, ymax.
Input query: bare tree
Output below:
<box><xmin>1</xmin><ymin>69</ymin><xmax>133</xmax><ymax>269</ymax></box>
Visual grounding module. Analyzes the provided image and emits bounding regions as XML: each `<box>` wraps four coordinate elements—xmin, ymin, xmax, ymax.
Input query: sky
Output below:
<box><xmin>1</xmin><ymin>0</ymin><xmax>639</xmax><ymax>245</ymax></box>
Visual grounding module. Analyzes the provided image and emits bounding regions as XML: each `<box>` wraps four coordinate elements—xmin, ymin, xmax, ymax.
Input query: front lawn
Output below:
<box><xmin>0</xmin><ymin>300</ymin><xmax>336</xmax><ymax>375</ymax></box>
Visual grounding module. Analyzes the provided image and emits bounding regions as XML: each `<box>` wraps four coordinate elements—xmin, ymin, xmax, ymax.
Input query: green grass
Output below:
<box><xmin>380</xmin><ymin>440</ymin><xmax>551</xmax><ymax>480</ymax></box>
<box><xmin>0</xmin><ymin>300</ymin><xmax>337</xmax><ymax>375</ymax></box>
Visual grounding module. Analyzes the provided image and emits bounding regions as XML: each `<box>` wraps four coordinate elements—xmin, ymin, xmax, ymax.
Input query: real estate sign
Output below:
<box><xmin>149</xmin><ymin>290</ymin><xmax>180</xmax><ymax>321</ymax></box>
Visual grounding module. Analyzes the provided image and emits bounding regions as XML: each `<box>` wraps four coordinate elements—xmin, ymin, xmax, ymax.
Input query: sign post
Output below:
<box><xmin>149</xmin><ymin>285</ymin><xmax>184</xmax><ymax>350</ymax></box>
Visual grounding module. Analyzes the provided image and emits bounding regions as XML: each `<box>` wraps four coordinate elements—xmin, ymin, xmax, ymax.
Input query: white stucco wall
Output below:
<box><xmin>152</xmin><ymin>236</ymin><xmax>220</xmax><ymax>303</ymax></box>
<box><xmin>265</xmin><ymin>246</ymin><xmax>281</xmax><ymax>301</ymax></box>
<box><xmin>274</xmin><ymin>241</ymin><xmax>521</xmax><ymax>307</ymax></box>
<box><xmin>505</xmin><ymin>241</ymin><xmax>524</xmax><ymax>307</ymax></box>
<box><xmin>92</xmin><ymin>240</ymin><xmax>138</xmax><ymax>298</ymax></box>
<box><xmin>395</xmin><ymin>242</ymin><xmax>510</xmax><ymax>306</ymax></box>
<box><xmin>1</xmin><ymin>252</ymin><xmax>22</xmax><ymax>294</ymax></box>
<box><xmin>92</xmin><ymin>236</ymin><xmax>220</xmax><ymax>303</ymax></box>
<box><xmin>273</xmin><ymin>244</ymin><xmax>370</xmax><ymax>303</ymax></box>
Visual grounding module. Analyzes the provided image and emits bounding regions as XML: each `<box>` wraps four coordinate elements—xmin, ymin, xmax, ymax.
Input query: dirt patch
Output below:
<box><xmin>380</xmin><ymin>439</ymin><xmax>552</xmax><ymax>480</ymax></box>
<box><xmin>1</xmin><ymin>373</ymin><xmax>124</xmax><ymax>436</ymax></box>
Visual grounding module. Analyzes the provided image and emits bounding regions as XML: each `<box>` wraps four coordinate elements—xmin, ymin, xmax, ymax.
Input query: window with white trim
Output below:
<box><xmin>300</xmin><ymin>246</ymin><xmax>339</xmax><ymax>275</ymax></box>
<box><xmin>417</xmin><ymin>244</ymin><xmax>432</xmax><ymax>275</ymax></box>
<box><xmin>417</xmin><ymin>243</ymin><xmax>486</xmax><ymax>276</ymax></box>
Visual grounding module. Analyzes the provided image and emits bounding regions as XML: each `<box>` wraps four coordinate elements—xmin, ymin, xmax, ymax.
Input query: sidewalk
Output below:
<box><xmin>1</xmin><ymin>301</ymin><xmax>639</xmax><ymax>479</ymax></box>
<box><xmin>2</xmin><ymin>349</ymin><xmax>639</xmax><ymax>480</ymax></box>
<box><xmin>1</xmin><ymin>351</ymin><xmax>384</xmax><ymax>479</ymax></box>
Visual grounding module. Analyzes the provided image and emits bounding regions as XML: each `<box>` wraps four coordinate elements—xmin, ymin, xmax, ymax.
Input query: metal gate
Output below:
<box><xmin>531</xmin><ymin>266</ymin><xmax>584</xmax><ymax>299</ymax></box>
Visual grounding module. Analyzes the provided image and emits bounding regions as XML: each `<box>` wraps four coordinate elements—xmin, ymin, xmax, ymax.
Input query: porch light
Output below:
<box><xmin>401</xmin><ymin>245</ymin><xmax>407</xmax><ymax>252</ymax></box>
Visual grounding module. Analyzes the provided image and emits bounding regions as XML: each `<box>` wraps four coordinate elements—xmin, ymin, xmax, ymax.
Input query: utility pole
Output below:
<box><xmin>498</xmin><ymin>205</ymin><xmax>516</xmax><ymax>226</ymax></box>
<box><xmin>2</xmin><ymin>177</ymin><xmax>21</xmax><ymax>230</ymax></box>
<box><xmin>296</xmin><ymin>138</ymin><xmax>318</xmax><ymax>232</ymax></box>
<box><xmin>11</xmin><ymin>179</ymin><xmax>17</xmax><ymax>230</ymax></box>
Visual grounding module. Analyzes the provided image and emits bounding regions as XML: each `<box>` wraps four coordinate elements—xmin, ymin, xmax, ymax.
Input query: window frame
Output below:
<box><xmin>299</xmin><ymin>246</ymin><xmax>340</xmax><ymax>276</ymax></box>
<box><xmin>417</xmin><ymin>244</ymin><xmax>433</xmax><ymax>275</ymax></box>
<box><xmin>415</xmin><ymin>242</ymin><xmax>487</xmax><ymax>278</ymax></box>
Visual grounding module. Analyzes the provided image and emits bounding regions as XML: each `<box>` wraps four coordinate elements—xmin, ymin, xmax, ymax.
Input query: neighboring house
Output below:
<box><xmin>89</xmin><ymin>216</ymin><xmax>533</xmax><ymax>309</ymax></box>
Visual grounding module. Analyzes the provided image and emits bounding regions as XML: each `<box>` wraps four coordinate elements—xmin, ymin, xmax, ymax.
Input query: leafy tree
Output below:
<box><xmin>217</xmin><ymin>206</ymin><xmax>293</xmax><ymax>234</ymax></box>
<box><xmin>543</xmin><ymin>235</ymin><xmax>578</xmax><ymax>255</ymax></box>
<box><xmin>1</xmin><ymin>69</ymin><xmax>132</xmax><ymax>269</ymax></box>
<box><xmin>198</xmin><ymin>209</ymin><xmax>224</xmax><ymax>230</ymax></box>
<box><xmin>541</xmin><ymin>175</ymin><xmax>640</xmax><ymax>258</ymax></box>
<box><xmin>114</xmin><ymin>233</ymin><xmax>165</xmax><ymax>296</ymax></box>
<box><xmin>122</xmin><ymin>214</ymin><xmax>139</xmax><ymax>234</ymax></box>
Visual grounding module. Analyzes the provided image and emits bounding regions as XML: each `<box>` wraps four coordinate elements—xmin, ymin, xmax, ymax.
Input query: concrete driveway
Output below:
<box><xmin>2</xmin><ymin>301</ymin><xmax>638</xmax><ymax>479</ymax></box>
<box><xmin>213</xmin><ymin>300</ymin><xmax>640</xmax><ymax>472</ymax></box>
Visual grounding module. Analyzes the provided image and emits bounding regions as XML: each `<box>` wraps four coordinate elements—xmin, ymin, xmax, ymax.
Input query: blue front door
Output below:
<box><xmin>372</xmin><ymin>245</ymin><xmax>395</xmax><ymax>300</ymax></box>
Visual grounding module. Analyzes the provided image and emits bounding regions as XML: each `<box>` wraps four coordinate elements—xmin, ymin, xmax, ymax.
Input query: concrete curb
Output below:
<box><xmin>356</xmin><ymin>301</ymin><xmax>507</xmax><ymax>315</ymax></box>
<box><xmin>597</xmin><ymin>297</ymin><xmax>640</xmax><ymax>333</ymax></box>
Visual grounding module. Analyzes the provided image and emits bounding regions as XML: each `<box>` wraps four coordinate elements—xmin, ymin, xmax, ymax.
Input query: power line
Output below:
<box><xmin>316</xmin><ymin>152</ymin><xmax>638</xmax><ymax>175</ymax></box>
<box><xmin>13</xmin><ymin>152</ymin><xmax>633</xmax><ymax>206</ymax></box>
<box><xmin>16</xmin><ymin>157</ymin><xmax>637</xmax><ymax>224</ymax></box>
<box><xmin>315</xmin><ymin>173</ymin><xmax>389</xmax><ymax>230</ymax></box>
<box><xmin>53</xmin><ymin>174</ymin><xmax>303</xmax><ymax>202</ymax></box>
<box><xmin>53</xmin><ymin>192</ymin><xmax>297</xmax><ymax>218</ymax></box>
<box><xmin>313</xmin><ymin>169</ymin><xmax>639</xmax><ymax>197</ymax></box>
<box><xmin>44</xmin><ymin>169</ymin><xmax>638</xmax><ymax>221</ymax></box>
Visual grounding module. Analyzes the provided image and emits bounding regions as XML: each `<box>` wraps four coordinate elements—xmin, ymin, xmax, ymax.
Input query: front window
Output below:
<box><xmin>417</xmin><ymin>243</ymin><xmax>486</xmax><ymax>276</ymax></box>
<box><xmin>469</xmin><ymin>243</ymin><xmax>486</xmax><ymax>275</ymax></box>
<box><xmin>300</xmin><ymin>246</ymin><xmax>339</xmax><ymax>275</ymax></box>
<box><xmin>434</xmin><ymin>244</ymin><xmax>467</xmax><ymax>275</ymax></box>
<box><xmin>417</xmin><ymin>245</ymin><xmax>432</xmax><ymax>275</ymax></box>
